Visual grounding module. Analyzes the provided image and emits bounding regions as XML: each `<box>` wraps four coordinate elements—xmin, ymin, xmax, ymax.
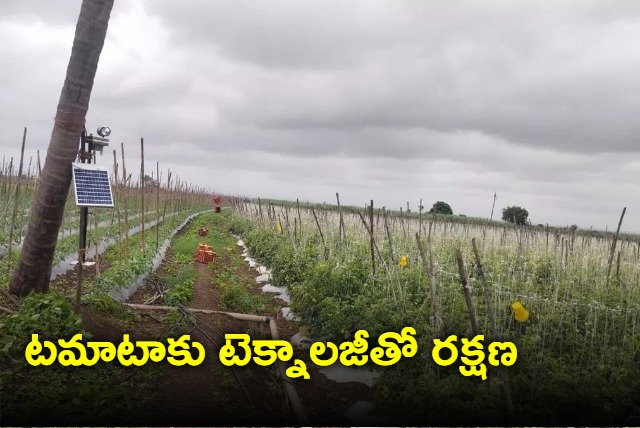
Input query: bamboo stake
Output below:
<box><xmin>284</xmin><ymin>206</ymin><xmax>292</xmax><ymax>241</ymax></box>
<box><xmin>606</xmin><ymin>207</ymin><xmax>626</xmax><ymax>289</ymax></box>
<box><xmin>471</xmin><ymin>238</ymin><xmax>497</xmax><ymax>337</ymax></box>
<box><xmin>615</xmin><ymin>250</ymin><xmax>621</xmax><ymax>285</ymax></box>
<box><xmin>357</xmin><ymin>211</ymin><xmax>397</xmax><ymax>302</ymax></box>
<box><xmin>415</xmin><ymin>233</ymin><xmax>442</xmax><ymax>336</ymax></box>
<box><xmin>383</xmin><ymin>207</ymin><xmax>395</xmax><ymax>262</ymax></box>
<box><xmin>490</xmin><ymin>192</ymin><xmax>497</xmax><ymax>220</ymax></box>
<box><xmin>156</xmin><ymin>161</ymin><xmax>160</xmax><ymax>251</ymax></box>
<box><xmin>473</xmin><ymin>238</ymin><xmax>515</xmax><ymax>420</ymax></box>
<box><xmin>1</xmin><ymin>156</ymin><xmax>5</xmax><ymax>204</ymax></box>
<box><xmin>140</xmin><ymin>138</ymin><xmax>145</xmax><ymax>253</ymax></box>
<box><xmin>455</xmin><ymin>248</ymin><xmax>479</xmax><ymax>336</ymax></box>
<box><xmin>418</xmin><ymin>198</ymin><xmax>423</xmax><ymax>239</ymax></box>
<box><xmin>369</xmin><ymin>200</ymin><xmax>375</xmax><ymax>275</ymax></box>
<box><xmin>113</xmin><ymin>150</ymin><xmax>122</xmax><ymax>272</ymax></box>
<box><xmin>336</xmin><ymin>192</ymin><xmax>345</xmax><ymax>248</ymax></box>
<box><xmin>163</xmin><ymin>171</ymin><xmax>172</xmax><ymax>227</ymax></box>
<box><xmin>94</xmin><ymin>206</ymin><xmax>100</xmax><ymax>276</ymax></box>
<box><xmin>7</xmin><ymin>127</ymin><xmax>27</xmax><ymax>267</ymax></box>
<box><xmin>121</xmin><ymin>143</ymin><xmax>129</xmax><ymax>256</ymax></box>
<box><xmin>296</xmin><ymin>198</ymin><xmax>302</xmax><ymax>242</ymax></box>
<box><xmin>310</xmin><ymin>208</ymin><xmax>328</xmax><ymax>259</ymax></box>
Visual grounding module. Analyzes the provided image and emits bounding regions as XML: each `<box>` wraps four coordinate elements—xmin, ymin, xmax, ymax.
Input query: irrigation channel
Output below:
<box><xmin>50</xmin><ymin>210</ymin><xmax>182</xmax><ymax>282</ymax></box>
<box><xmin>0</xmin><ymin>208</ymin><xmax>149</xmax><ymax>252</ymax></box>
<box><xmin>0</xmin><ymin>209</ymin><xmax>380</xmax><ymax>426</ymax></box>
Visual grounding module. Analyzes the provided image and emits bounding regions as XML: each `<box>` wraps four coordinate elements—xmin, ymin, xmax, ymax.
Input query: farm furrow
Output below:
<box><xmin>116</xmin><ymin>210</ymin><xmax>375</xmax><ymax>425</ymax></box>
<box><xmin>227</xmin><ymin>199</ymin><xmax>640</xmax><ymax>426</ymax></box>
<box><xmin>0</xmin><ymin>210</ymin><xmax>375</xmax><ymax>426</ymax></box>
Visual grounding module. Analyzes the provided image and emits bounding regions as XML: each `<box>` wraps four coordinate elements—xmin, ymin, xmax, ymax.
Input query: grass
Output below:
<box><xmin>202</xmin><ymin>211</ymin><xmax>274</xmax><ymax>315</ymax></box>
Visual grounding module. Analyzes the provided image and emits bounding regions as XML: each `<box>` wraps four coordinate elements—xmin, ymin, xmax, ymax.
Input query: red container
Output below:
<box><xmin>195</xmin><ymin>243</ymin><xmax>216</xmax><ymax>264</ymax></box>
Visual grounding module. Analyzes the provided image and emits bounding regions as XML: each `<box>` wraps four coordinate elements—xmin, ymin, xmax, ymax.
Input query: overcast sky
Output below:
<box><xmin>1</xmin><ymin>0</ymin><xmax>640</xmax><ymax>232</ymax></box>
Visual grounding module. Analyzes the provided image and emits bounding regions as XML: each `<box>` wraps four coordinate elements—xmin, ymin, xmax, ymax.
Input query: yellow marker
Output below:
<box><xmin>399</xmin><ymin>256</ymin><xmax>408</xmax><ymax>267</ymax></box>
<box><xmin>512</xmin><ymin>301</ymin><xmax>529</xmax><ymax>322</ymax></box>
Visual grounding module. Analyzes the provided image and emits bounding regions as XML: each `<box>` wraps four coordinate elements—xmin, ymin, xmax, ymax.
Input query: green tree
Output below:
<box><xmin>10</xmin><ymin>0</ymin><xmax>115</xmax><ymax>296</ymax></box>
<box><xmin>429</xmin><ymin>201</ymin><xmax>453</xmax><ymax>215</ymax></box>
<box><xmin>502</xmin><ymin>206</ymin><xmax>529</xmax><ymax>225</ymax></box>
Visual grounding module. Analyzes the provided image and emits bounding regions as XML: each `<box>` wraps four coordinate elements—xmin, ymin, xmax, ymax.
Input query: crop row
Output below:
<box><xmin>227</xmin><ymin>200</ymin><xmax>640</xmax><ymax>425</ymax></box>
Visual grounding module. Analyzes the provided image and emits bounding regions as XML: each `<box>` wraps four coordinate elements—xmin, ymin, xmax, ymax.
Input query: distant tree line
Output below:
<box><xmin>252</xmin><ymin>197</ymin><xmax>640</xmax><ymax>243</ymax></box>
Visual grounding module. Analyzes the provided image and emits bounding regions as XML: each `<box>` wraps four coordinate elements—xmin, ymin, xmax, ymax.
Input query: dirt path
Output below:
<box><xmin>134</xmin><ymin>261</ymin><xmax>291</xmax><ymax>425</ymax></box>
<box><xmin>191</xmin><ymin>262</ymin><xmax>220</xmax><ymax>309</ymax></box>
<box><xmin>75</xmin><ymin>214</ymin><xmax>373</xmax><ymax>425</ymax></box>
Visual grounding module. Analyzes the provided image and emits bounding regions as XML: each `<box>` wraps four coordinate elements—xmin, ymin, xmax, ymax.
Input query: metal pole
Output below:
<box><xmin>78</xmin><ymin>129</ymin><xmax>89</xmax><ymax>262</ymax></box>
<box><xmin>79</xmin><ymin>208</ymin><xmax>88</xmax><ymax>262</ymax></box>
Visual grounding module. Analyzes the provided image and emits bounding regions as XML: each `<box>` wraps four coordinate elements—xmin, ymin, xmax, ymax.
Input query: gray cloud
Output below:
<box><xmin>142</xmin><ymin>0</ymin><xmax>640</xmax><ymax>154</ymax></box>
<box><xmin>0</xmin><ymin>0</ymin><xmax>81</xmax><ymax>25</ymax></box>
<box><xmin>2</xmin><ymin>0</ymin><xmax>640</xmax><ymax>232</ymax></box>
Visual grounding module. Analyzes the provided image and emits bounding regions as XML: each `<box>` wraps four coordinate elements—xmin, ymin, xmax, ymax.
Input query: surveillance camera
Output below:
<box><xmin>97</xmin><ymin>126</ymin><xmax>111</xmax><ymax>137</ymax></box>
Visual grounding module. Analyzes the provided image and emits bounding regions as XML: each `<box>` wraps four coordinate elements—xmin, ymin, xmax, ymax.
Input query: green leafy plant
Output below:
<box><xmin>0</xmin><ymin>292</ymin><xmax>85</xmax><ymax>357</ymax></box>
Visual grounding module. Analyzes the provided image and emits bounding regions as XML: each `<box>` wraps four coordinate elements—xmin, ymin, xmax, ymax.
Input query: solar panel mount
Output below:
<box><xmin>72</xmin><ymin>162</ymin><xmax>114</xmax><ymax>207</ymax></box>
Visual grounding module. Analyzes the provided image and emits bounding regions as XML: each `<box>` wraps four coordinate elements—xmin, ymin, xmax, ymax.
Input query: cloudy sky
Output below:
<box><xmin>1</xmin><ymin>0</ymin><xmax>640</xmax><ymax>232</ymax></box>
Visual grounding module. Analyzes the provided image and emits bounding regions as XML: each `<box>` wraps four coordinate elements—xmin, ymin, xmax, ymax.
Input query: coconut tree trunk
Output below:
<box><xmin>9</xmin><ymin>0</ymin><xmax>115</xmax><ymax>296</ymax></box>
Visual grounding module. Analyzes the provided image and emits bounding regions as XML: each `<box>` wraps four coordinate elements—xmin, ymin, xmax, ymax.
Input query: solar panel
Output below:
<box><xmin>71</xmin><ymin>162</ymin><xmax>114</xmax><ymax>207</ymax></box>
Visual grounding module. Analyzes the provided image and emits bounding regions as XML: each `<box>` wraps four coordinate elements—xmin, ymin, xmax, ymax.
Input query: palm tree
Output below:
<box><xmin>9</xmin><ymin>0</ymin><xmax>115</xmax><ymax>296</ymax></box>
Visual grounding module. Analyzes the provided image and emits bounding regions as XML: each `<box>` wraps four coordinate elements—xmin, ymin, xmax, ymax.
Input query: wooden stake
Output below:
<box><xmin>94</xmin><ymin>206</ymin><xmax>100</xmax><ymax>276</ymax></box>
<box><xmin>606</xmin><ymin>207</ymin><xmax>626</xmax><ymax>289</ymax></box>
<box><xmin>121</xmin><ymin>143</ymin><xmax>129</xmax><ymax>254</ymax></box>
<box><xmin>455</xmin><ymin>248</ymin><xmax>479</xmax><ymax>336</ymax></box>
<box><xmin>369</xmin><ymin>200</ymin><xmax>375</xmax><ymax>275</ymax></box>
<box><xmin>336</xmin><ymin>192</ymin><xmax>345</xmax><ymax>248</ymax></box>
<box><xmin>156</xmin><ymin>161</ymin><xmax>160</xmax><ymax>251</ymax></box>
<box><xmin>616</xmin><ymin>250</ymin><xmax>621</xmax><ymax>285</ymax></box>
<box><xmin>311</xmin><ymin>208</ymin><xmax>328</xmax><ymax>259</ymax></box>
<box><xmin>8</xmin><ymin>127</ymin><xmax>27</xmax><ymax>267</ymax></box>
<box><xmin>383</xmin><ymin>207</ymin><xmax>395</xmax><ymax>262</ymax></box>
<box><xmin>113</xmin><ymin>150</ymin><xmax>122</xmax><ymax>272</ymax></box>
<box><xmin>418</xmin><ymin>198</ymin><xmax>423</xmax><ymax>239</ymax></box>
<box><xmin>140</xmin><ymin>138</ymin><xmax>145</xmax><ymax>253</ymax></box>
<box><xmin>416</xmin><ymin>233</ymin><xmax>442</xmax><ymax>337</ymax></box>
<box><xmin>490</xmin><ymin>192</ymin><xmax>497</xmax><ymax>220</ymax></box>
<box><xmin>296</xmin><ymin>198</ymin><xmax>302</xmax><ymax>238</ymax></box>
<box><xmin>471</xmin><ymin>238</ymin><xmax>497</xmax><ymax>337</ymax></box>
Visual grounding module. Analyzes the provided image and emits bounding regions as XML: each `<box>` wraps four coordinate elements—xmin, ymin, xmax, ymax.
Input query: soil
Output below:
<box><xmin>47</xmin><ymin>215</ymin><xmax>375</xmax><ymax>426</ymax></box>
